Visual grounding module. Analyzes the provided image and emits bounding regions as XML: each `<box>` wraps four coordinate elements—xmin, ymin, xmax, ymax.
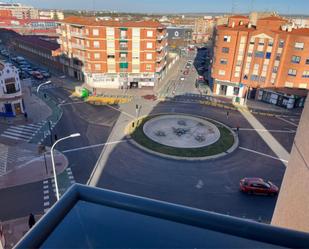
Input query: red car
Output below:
<box><xmin>240</xmin><ymin>177</ymin><xmax>279</xmax><ymax>196</ymax></box>
<box><xmin>183</xmin><ymin>70</ymin><xmax>189</xmax><ymax>75</ymax></box>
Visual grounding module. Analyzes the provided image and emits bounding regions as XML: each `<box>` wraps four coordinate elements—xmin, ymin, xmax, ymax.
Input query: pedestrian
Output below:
<box><xmin>24</xmin><ymin>112</ymin><xmax>28</xmax><ymax>121</ymax></box>
<box><xmin>28</xmin><ymin>213</ymin><xmax>36</xmax><ymax>229</ymax></box>
<box><xmin>226</xmin><ymin>111</ymin><xmax>229</xmax><ymax>119</ymax></box>
<box><xmin>236</xmin><ymin>125</ymin><xmax>240</xmax><ymax>133</ymax></box>
<box><xmin>54</xmin><ymin>134</ymin><xmax>58</xmax><ymax>141</ymax></box>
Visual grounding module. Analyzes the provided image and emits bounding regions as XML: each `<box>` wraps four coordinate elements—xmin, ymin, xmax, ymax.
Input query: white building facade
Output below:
<box><xmin>0</xmin><ymin>62</ymin><xmax>24</xmax><ymax>117</ymax></box>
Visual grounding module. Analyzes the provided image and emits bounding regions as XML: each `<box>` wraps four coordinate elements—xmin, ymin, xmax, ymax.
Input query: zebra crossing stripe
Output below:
<box><xmin>43</xmin><ymin>180</ymin><xmax>49</xmax><ymax>184</ymax></box>
<box><xmin>10</xmin><ymin>126</ymin><xmax>38</xmax><ymax>132</ymax></box>
<box><xmin>44</xmin><ymin>208</ymin><xmax>49</xmax><ymax>213</ymax></box>
<box><xmin>44</xmin><ymin>195</ymin><xmax>49</xmax><ymax>200</ymax></box>
<box><xmin>43</xmin><ymin>185</ymin><xmax>48</xmax><ymax>190</ymax></box>
<box><xmin>44</xmin><ymin>201</ymin><xmax>50</xmax><ymax>207</ymax></box>
<box><xmin>5</xmin><ymin>129</ymin><xmax>34</xmax><ymax>136</ymax></box>
<box><xmin>3</xmin><ymin>131</ymin><xmax>31</xmax><ymax>139</ymax></box>
<box><xmin>1</xmin><ymin>134</ymin><xmax>28</xmax><ymax>141</ymax></box>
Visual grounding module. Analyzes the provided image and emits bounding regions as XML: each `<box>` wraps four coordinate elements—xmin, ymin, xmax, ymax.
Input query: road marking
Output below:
<box><xmin>196</xmin><ymin>180</ymin><xmax>204</xmax><ymax>189</ymax></box>
<box><xmin>1</xmin><ymin>134</ymin><xmax>28</xmax><ymax>141</ymax></box>
<box><xmin>43</xmin><ymin>185</ymin><xmax>48</xmax><ymax>190</ymax></box>
<box><xmin>44</xmin><ymin>195</ymin><xmax>49</xmax><ymax>200</ymax></box>
<box><xmin>44</xmin><ymin>208</ymin><xmax>50</xmax><ymax>213</ymax></box>
<box><xmin>105</xmin><ymin>104</ymin><xmax>135</xmax><ymax>118</ymax></box>
<box><xmin>235</xmin><ymin>128</ymin><xmax>296</xmax><ymax>133</ymax></box>
<box><xmin>239</xmin><ymin>147</ymin><xmax>288</xmax><ymax>164</ymax></box>
<box><xmin>43</xmin><ymin>180</ymin><xmax>48</xmax><ymax>184</ymax></box>
<box><xmin>276</xmin><ymin>117</ymin><xmax>298</xmax><ymax>127</ymax></box>
<box><xmin>43</xmin><ymin>201</ymin><xmax>50</xmax><ymax>207</ymax></box>
<box><xmin>59</xmin><ymin>101</ymin><xmax>85</xmax><ymax>106</ymax></box>
<box><xmin>239</xmin><ymin>108</ymin><xmax>290</xmax><ymax>164</ymax></box>
<box><xmin>62</xmin><ymin>140</ymin><xmax>128</xmax><ymax>153</ymax></box>
<box><xmin>43</xmin><ymin>190</ymin><xmax>49</xmax><ymax>195</ymax></box>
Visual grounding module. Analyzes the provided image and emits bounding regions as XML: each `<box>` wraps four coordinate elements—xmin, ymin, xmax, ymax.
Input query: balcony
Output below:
<box><xmin>120</xmin><ymin>62</ymin><xmax>129</xmax><ymax>69</ymax></box>
<box><xmin>119</xmin><ymin>37</ymin><xmax>128</xmax><ymax>43</ymax></box>
<box><xmin>119</xmin><ymin>46</ymin><xmax>128</xmax><ymax>51</ymax></box>
<box><xmin>71</xmin><ymin>31</ymin><xmax>85</xmax><ymax>39</ymax></box>
<box><xmin>157</xmin><ymin>33</ymin><xmax>167</xmax><ymax>41</ymax></box>
<box><xmin>156</xmin><ymin>61</ymin><xmax>167</xmax><ymax>73</ymax></box>
<box><xmin>156</xmin><ymin>45</ymin><xmax>163</xmax><ymax>52</ymax></box>
<box><xmin>71</xmin><ymin>43</ymin><xmax>85</xmax><ymax>50</ymax></box>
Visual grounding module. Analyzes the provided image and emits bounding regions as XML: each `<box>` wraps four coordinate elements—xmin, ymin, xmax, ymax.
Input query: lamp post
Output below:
<box><xmin>36</xmin><ymin>80</ymin><xmax>51</xmax><ymax>94</ymax></box>
<box><xmin>50</xmin><ymin>133</ymin><xmax>80</xmax><ymax>201</ymax></box>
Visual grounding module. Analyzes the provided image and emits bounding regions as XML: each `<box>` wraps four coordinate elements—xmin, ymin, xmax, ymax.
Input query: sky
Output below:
<box><xmin>13</xmin><ymin>0</ymin><xmax>309</xmax><ymax>15</ymax></box>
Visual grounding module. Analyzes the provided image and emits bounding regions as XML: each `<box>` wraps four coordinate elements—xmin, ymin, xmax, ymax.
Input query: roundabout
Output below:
<box><xmin>128</xmin><ymin>113</ymin><xmax>238</xmax><ymax>160</ymax></box>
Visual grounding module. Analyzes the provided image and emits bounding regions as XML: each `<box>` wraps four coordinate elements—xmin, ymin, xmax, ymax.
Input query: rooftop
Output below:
<box><xmin>15</xmin><ymin>184</ymin><xmax>309</xmax><ymax>248</ymax></box>
<box><xmin>14</xmin><ymin>35</ymin><xmax>60</xmax><ymax>51</ymax></box>
<box><xmin>62</xmin><ymin>16</ymin><xmax>165</xmax><ymax>28</ymax></box>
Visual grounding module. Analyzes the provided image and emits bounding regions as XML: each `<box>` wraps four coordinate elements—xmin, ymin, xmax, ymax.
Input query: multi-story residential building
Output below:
<box><xmin>167</xmin><ymin>26</ymin><xmax>192</xmax><ymax>48</ymax></box>
<box><xmin>0</xmin><ymin>2</ymin><xmax>38</xmax><ymax>19</ymax></box>
<box><xmin>0</xmin><ymin>61</ymin><xmax>24</xmax><ymax>117</ymax></box>
<box><xmin>192</xmin><ymin>16</ymin><xmax>215</xmax><ymax>44</ymax></box>
<box><xmin>57</xmin><ymin>16</ymin><xmax>168</xmax><ymax>89</ymax></box>
<box><xmin>39</xmin><ymin>10</ymin><xmax>64</xmax><ymax>20</ymax></box>
<box><xmin>211</xmin><ymin>15</ymin><xmax>309</xmax><ymax>107</ymax></box>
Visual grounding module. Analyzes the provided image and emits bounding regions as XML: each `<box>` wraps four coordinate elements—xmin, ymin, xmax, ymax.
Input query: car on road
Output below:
<box><xmin>183</xmin><ymin>70</ymin><xmax>189</xmax><ymax>75</ymax></box>
<box><xmin>180</xmin><ymin>76</ymin><xmax>185</xmax><ymax>81</ymax></box>
<box><xmin>32</xmin><ymin>71</ymin><xmax>44</xmax><ymax>80</ymax></box>
<box><xmin>240</xmin><ymin>177</ymin><xmax>279</xmax><ymax>196</ymax></box>
<box><xmin>187</xmin><ymin>60</ymin><xmax>193</xmax><ymax>64</ymax></box>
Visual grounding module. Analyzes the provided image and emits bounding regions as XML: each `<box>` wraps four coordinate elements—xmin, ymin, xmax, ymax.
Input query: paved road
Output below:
<box><xmin>93</xmin><ymin>100</ymin><xmax>298</xmax><ymax>223</ymax></box>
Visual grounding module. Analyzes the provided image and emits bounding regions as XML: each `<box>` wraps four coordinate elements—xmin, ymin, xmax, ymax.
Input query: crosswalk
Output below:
<box><xmin>0</xmin><ymin>144</ymin><xmax>8</xmax><ymax>176</ymax></box>
<box><xmin>1</xmin><ymin>121</ymin><xmax>46</xmax><ymax>142</ymax></box>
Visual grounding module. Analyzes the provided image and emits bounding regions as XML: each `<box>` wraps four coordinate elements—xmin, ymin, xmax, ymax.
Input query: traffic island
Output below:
<box><xmin>126</xmin><ymin>114</ymin><xmax>238</xmax><ymax>160</ymax></box>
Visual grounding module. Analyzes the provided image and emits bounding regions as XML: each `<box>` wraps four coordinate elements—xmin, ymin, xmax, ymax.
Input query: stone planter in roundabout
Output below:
<box><xmin>126</xmin><ymin>114</ymin><xmax>239</xmax><ymax>161</ymax></box>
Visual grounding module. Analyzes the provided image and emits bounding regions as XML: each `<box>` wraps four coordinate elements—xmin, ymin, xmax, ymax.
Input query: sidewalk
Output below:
<box><xmin>0</xmin><ymin>79</ymin><xmax>52</xmax><ymax>126</ymax></box>
<box><xmin>0</xmin><ymin>142</ymin><xmax>68</xmax><ymax>189</ymax></box>
<box><xmin>1</xmin><ymin>215</ymin><xmax>42</xmax><ymax>249</ymax></box>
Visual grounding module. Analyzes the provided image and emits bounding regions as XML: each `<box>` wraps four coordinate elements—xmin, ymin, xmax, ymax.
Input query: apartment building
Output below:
<box><xmin>0</xmin><ymin>61</ymin><xmax>24</xmax><ymax>117</ymax></box>
<box><xmin>0</xmin><ymin>2</ymin><xmax>38</xmax><ymax>19</ymax></box>
<box><xmin>57</xmin><ymin>16</ymin><xmax>168</xmax><ymax>89</ymax></box>
<box><xmin>211</xmin><ymin>15</ymin><xmax>309</xmax><ymax>107</ymax></box>
<box><xmin>192</xmin><ymin>16</ymin><xmax>215</xmax><ymax>44</ymax></box>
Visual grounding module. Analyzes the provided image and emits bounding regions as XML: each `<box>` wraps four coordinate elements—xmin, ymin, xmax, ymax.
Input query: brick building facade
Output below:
<box><xmin>57</xmin><ymin>16</ymin><xmax>168</xmax><ymax>89</ymax></box>
<box><xmin>211</xmin><ymin>15</ymin><xmax>309</xmax><ymax>107</ymax></box>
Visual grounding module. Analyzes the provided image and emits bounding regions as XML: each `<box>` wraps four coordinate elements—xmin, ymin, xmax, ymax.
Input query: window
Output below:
<box><xmin>146</xmin><ymin>42</ymin><xmax>153</xmax><ymax>49</ymax></box>
<box><xmin>279</xmin><ymin>40</ymin><xmax>284</xmax><ymax>48</ymax></box>
<box><xmin>255</xmin><ymin>51</ymin><xmax>264</xmax><ymax>58</ymax></box>
<box><xmin>93</xmin><ymin>41</ymin><xmax>100</xmax><ymax>48</ymax></box>
<box><xmin>147</xmin><ymin>30</ymin><xmax>153</xmax><ymax>37</ymax></box>
<box><xmin>306</xmin><ymin>58</ymin><xmax>309</xmax><ymax>64</ymax></box>
<box><xmin>250</xmin><ymin>75</ymin><xmax>259</xmax><ymax>81</ymax></box>
<box><xmin>92</xmin><ymin>29</ymin><xmax>99</xmax><ymax>36</ymax></box>
<box><xmin>222</xmin><ymin>47</ymin><xmax>229</xmax><ymax>53</ymax></box>
<box><xmin>236</xmin><ymin>60</ymin><xmax>242</xmax><ymax>66</ymax></box>
<box><xmin>268</xmin><ymin>40</ymin><xmax>273</xmax><ymax>47</ymax></box>
<box><xmin>233</xmin><ymin>87</ymin><xmax>240</xmax><ymax>96</ymax></box>
<box><xmin>220</xmin><ymin>59</ymin><xmax>228</xmax><ymax>65</ymax></box>
<box><xmin>247</xmin><ymin>52</ymin><xmax>252</xmax><ymax>57</ymax></box>
<box><xmin>218</xmin><ymin>70</ymin><xmax>225</xmax><ymax>76</ymax></box>
<box><xmin>95</xmin><ymin>64</ymin><xmax>101</xmax><ymax>70</ymax></box>
<box><xmin>249</xmin><ymin>38</ymin><xmax>255</xmax><ymax>44</ymax></box>
<box><xmin>275</xmin><ymin>54</ymin><xmax>281</xmax><ymax>61</ymax></box>
<box><xmin>146</xmin><ymin>53</ymin><xmax>152</xmax><ymax>60</ymax></box>
<box><xmin>260</xmin><ymin>76</ymin><xmax>266</xmax><ymax>82</ymax></box>
<box><xmin>223</xmin><ymin>35</ymin><xmax>231</xmax><ymax>42</ymax></box>
<box><xmin>272</xmin><ymin>67</ymin><xmax>278</xmax><ymax>73</ymax></box>
<box><xmin>146</xmin><ymin>64</ymin><xmax>152</xmax><ymax>70</ymax></box>
<box><xmin>106</xmin><ymin>27</ymin><xmax>114</xmax><ymax>36</ymax></box>
<box><xmin>107</xmin><ymin>54</ymin><xmax>115</xmax><ymax>59</ymax></box>
<box><xmin>94</xmin><ymin>53</ymin><xmax>100</xmax><ymax>59</ymax></box>
<box><xmin>265</xmin><ymin>52</ymin><xmax>271</xmax><ymax>59</ymax></box>
<box><xmin>258</xmin><ymin>38</ymin><xmax>264</xmax><ymax>45</ymax></box>
<box><xmin>295</xmin><ymin>42</ymin><xmax>304</xmax><ymax>50</ymax></box>
<box><xmin>302</xmin><ymin>71</ymin><xmax>309</xmax><ymax>78</ymax></box>
<box><xmin>291</xmin><ymin>55</ymin><xmax>301</xmax><ymax>64</ymax></box>
<box><xmin>288</xmin><ymin>69</ymin><xmax>297</xmax><ymax>76</ymax></box>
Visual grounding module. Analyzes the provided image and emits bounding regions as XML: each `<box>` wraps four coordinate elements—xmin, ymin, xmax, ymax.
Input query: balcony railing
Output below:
<box><xmin>71</xmin><ymin>43</ymin><xmax>85</xmax><ymax>50</ymax></box>
<box><xmin>119</xmin><ymin>36</ymin><xmax>128</xmax><ymax>42</ymax></box>
<box><xmin>156</xmin><ymin>61</ymin><xmax>167</xmax><ymax>73</ymax></box>
<box><xmin>156</xmin><ymin>46</ymin><xmax>163</xmax><ymax>52</ymax></box>
<box><xmin>71</xmin><ymin>31</ymin><xmax>85</xmax><ymax>38</ymax></box>
<box><xmin>157</xmin><ymin>33</ymin><xmax>167</xmax><ymax>40</ymax></box>
<box><xmin>119</xmin><ymin>46</ymin><xmax>128</xmax><ymax>51</ymax></box>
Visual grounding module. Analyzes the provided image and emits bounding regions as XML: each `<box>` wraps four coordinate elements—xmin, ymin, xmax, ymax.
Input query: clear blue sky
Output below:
<box><xmin>15</xmin><ymin>0</ymin><xmax>309</xmax><ymax>15</ymax></box>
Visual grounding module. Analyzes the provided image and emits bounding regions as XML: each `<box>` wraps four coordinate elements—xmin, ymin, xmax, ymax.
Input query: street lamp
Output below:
<box><xmin>36</xmin><ymin>80</ymin><xmax>51</xmax><ymax>93</ymax></box>
<box><xmin>50</xmin><ymin>133</ymin><xmax>81</xmax><ymax>201</ymax></box>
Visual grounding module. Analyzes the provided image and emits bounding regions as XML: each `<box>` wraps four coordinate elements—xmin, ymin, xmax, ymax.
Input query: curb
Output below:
<box><xmin>125</xmin><ymin>113</ymin><xmax>239</xmax><ymax>161</ymax></box>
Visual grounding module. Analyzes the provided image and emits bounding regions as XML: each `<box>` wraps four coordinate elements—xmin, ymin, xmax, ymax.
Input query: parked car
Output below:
<box><xmin>239</xmin><ymin>177</ymin><xmax>279</xmax><ymax>196</ymax></box>
<box><xmin>183</xmin><ymin>70</ymin><xmax>189</xmax><ymax>75</ymax></box>
<box><xmin>32</xmin><ymin>71</ymin><xmax>44</xmax><ymax>80</ymax></box>
<box><xmin>180</xmin><ymin>76</ymin><xmax>185</xmax><ymax>81</ymax></box>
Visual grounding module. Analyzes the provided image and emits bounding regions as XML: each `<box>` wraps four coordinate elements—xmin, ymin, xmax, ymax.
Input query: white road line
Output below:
<box><xmin>276</xmin><ymin>117</ymin><xmax>298</xmax><ymax>127</ymax></box>
<box><xmin>3</xmin><ymin>131</ymin><xmax>31</xmax><ymax>139</ymax></box>
<box><xmin>62</xmin><ymin>140</ymin><xmax>128</xmax><ymax>153</ymax></box>
<box><xmin>43</xmin><ymin>190</ymin><xmax>49</xmax><ymax>195</ymax></box>
<box><xmin>43</xmin><ymin>185</ymin><xmax>48</xmax><ymax>190</ymax></box>
<box><xmin>236</xmin><ymin>128</ymin><xmax>296</xmax><ymax>133</ymax></box>
<box><xmin>44</xmin><ymin>195</ymin><xmax>49</xmax><ymax>200</ymax></box>
<box><xmin>44</xmin><ymin>208</ymin><xmax>49</xmax><ymax>213</ymax></box>
<box><xmin>1</xmin><ymin>134</ymin><xmax>28</xmax><ymax>141</ymax></box>
<box><xmin>59</xmin><ymin>101</ymin><xmax>85</xmax><ymax>106</ymax></box>
<box><xmin>43</xmin><ymin>180</ymin><xmax>48</xmax><ymax>184</ymax></box>
<box><xmin>9</xmin><ymin>126</ymin><xmax>37</xmax><ymax>133</ymax></box>
<box><xmin>239</xmin><ymin>147</ymin><xmax>288</xmax><ymax>164</ymax></box>
<box><xmin>105</xmin><ymin>104</ymin><xmax>135</xmax><ymax>119</ymax></box>
<box><xmin>5</xmin><ymin>129</ymin><xmax>34</xmax><ymax>136</ymax></box>
<box><xmin>43</xmin><ymin>201</ymin><xmax>50</xmax><ymax>207</ymax></box>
